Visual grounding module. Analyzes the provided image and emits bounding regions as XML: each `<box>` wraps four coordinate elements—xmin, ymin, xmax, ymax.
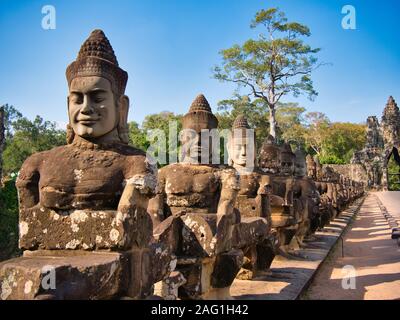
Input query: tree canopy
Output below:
<box><xmin>214</xmin><ymin>7</ymin><xmax>323</xmax><ymax>139</ymax></box>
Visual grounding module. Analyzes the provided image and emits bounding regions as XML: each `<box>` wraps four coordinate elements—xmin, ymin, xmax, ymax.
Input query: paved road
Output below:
<box><xmin>304</xmin><ymin>193</ymin><xmax>400</xmax><ymax>300</ymax></box>
<box><xmin>375</xmin><ymin>191</ymin><xmax>400</xmax><ymax>222</ymax></box>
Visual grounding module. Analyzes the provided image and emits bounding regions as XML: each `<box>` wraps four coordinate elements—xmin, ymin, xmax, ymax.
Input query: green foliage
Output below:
<box><xmin>0</xmin><ymin>176</ymin><xmax>20</xmax><ymax>261</ymax></box>
<box><xmin>322</xmin><ymin>122</ymin><xmax>366</xmax><ymax>163</ymax></box>
<box><xmin>387</xmin><ymin>154</ymin><xmax>400</xmax><ymax>191</ymax></box>
<box><xmin>0</xmin><ymin>105</ymin><xmax>67</xmax><ymax>260</ymax></box>
<box><xmin>319</xmin><ymin>154</ymin><xmax>346</xmax><ymax>165</ymax></box>
<box><xmin>216</xmin><ymin>95</ymin><xmax>306</xmax><ymax>149</ymax></box>
<box><xmin>129</xmin><ymin>121</ymin><xmax>149</xmax><ymax>151</ymax></box>
<box><xmin>213</xmin><ymin>7</ymin><xmax>322</xmax><ymax>137</ymax></box>
<box><xmin>128</xmin><ymin>112</ymin><xmax>183</xmax><ymax>167</ymax></box>
<box><xmin>3</xmin><ymin>115</ymin><xmax>66</xmax><ymax>175</ymax></box>
<box><xmin>215</xmin><ymin>95</ymin><xmax>365</xmax><ymax>164</ymax></box>
<box><xmin>1</xmin><ymin>104</ymin><xmax>23</xmax><ymax>139</ymax></box>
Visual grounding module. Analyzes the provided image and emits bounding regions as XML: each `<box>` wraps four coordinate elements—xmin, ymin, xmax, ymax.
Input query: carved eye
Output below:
<box><xmin>70</xmin><ymin>93</ymin><xmax>83</xmax><ymax>104</ymax></box>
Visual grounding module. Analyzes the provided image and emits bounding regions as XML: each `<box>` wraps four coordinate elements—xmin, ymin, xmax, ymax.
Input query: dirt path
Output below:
<box><xmin>303</xmin><ymin>193</ymin><xmax>400</xmax><ymax>300</ymax></box>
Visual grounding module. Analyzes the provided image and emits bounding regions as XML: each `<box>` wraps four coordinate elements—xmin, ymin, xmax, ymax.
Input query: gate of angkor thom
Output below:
<box><xmin>350</xmin><ymin>96</ymin><xmax>400</xmax><ymax>190</ymax></box>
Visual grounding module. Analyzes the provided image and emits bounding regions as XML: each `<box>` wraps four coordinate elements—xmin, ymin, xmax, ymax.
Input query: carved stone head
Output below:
<box><xmin>258</xmin><ymin>135</ymin><xmax>281</xmax><ymax>174</ymax></box>
<box><xmin>294</xmin><ymin>147</ymin><xmax>307</xmax><ymax>178</ymax></box>
<box><xmin>228</xmin><ymin>115</ymin><xmax>255</xmax><ymax>170</ymax></box>
<box><xmin>279</xmin><ymin>143</ymin><xmax>295</xmax><ymax>176</ymax></box>
<box><xmin>180</xmin><ymin>94</ymin><xmax>218</xmax><ymax>163</ymax></box>
<box><xmin>66</xmin><ymin>29</ymin><xmax>129</xmax><ymax>144</ymax></box>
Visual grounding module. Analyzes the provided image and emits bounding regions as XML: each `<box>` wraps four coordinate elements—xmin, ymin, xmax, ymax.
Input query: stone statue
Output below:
<box><xmin>292</xmin><ymin>147</ymin><xmax>320</xmax><ymax>243</ymax></box>
<box><xmin>306</xmin><ymin>154</ymin><xmax>316</xmax><ymax>179</ymax></box>
<box><xmin>227</xmin><ymin>115</ymin><xmax>276</xmax><ymax>279</ymax></box>
<box><xmin>148</xmin><ymin>94</ymin><xmax>243</xmax><ymax>299</ymax></box>
<box><xmin>258</xmin><ymin>137</ymin><xmax>298</xmax><ymax>252</ymax></box>
<box><xmin>1</xmin><ymin>30</ymin><xmax>158</xmax><ymax>300</ymax></box>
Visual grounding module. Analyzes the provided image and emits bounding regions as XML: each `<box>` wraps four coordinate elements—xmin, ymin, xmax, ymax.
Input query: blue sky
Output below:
<box><xmin>0</xmin><ymin>0</ymin><xmax>399</xmax><ymax>127</ymax></box>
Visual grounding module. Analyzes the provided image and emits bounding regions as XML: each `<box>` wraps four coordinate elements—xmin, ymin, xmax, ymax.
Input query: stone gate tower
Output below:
<box><xmin>351</xmin><ymin>96</ymin><xmax>400</xmax><ymax>190</ymax></box>
<box><xmin>381</xmin><ymin>96</ymin><xmax>400</xmax><ymax>189</ymax></box>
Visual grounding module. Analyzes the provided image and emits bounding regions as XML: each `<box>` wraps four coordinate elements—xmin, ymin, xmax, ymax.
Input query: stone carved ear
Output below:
<box><xmin>66</xmin><ymin>96</ymin><xmax>75</xmax><ymax>144</ymax></box>
<box><xmin>118</xmin><ymin>95</ymin><xmax>130</xmax><ymax>144</ymax></box>
<box><xmin>227</xmin><ymin>132</ymin><xmax>234</xmax><ymax>166</ymax></box>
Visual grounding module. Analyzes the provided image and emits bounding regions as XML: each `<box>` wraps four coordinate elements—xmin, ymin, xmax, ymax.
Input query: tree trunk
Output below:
<box><xmin>269</xmin><ymin>105</ymin><xmax>277</xmax><ymax>140</ymax></box>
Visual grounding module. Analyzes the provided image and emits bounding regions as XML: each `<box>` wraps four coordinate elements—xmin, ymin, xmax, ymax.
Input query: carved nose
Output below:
<box><xmin>81</xmin><ymin>98</ymin><xmax>94</xmax><ymax>115</ymax></box>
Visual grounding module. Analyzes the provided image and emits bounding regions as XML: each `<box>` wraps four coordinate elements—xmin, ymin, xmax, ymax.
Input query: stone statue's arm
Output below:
<box><xmin>147</xmin><ymin>180</ymin><xmax>166</xmax><ymax>228</ymax></box>
<box><xmin>217</xmin><ymin>169</ymin><xmax>240</xmax><ymax>220</ymax></box>
<box><xmin>284</xmin><ymin>177</ymin><xmax>295</xmax><ymax>206</ymax></box>
<box><xmin>118</xmin><ymin>173</ymin><xmax>157</xmax><ymax>211</ymax></box>
<box><xmin>15</xmin><ymin>154</ymin><xmax>41</xmax><ymax>209</ymax></box>
<box><xmin>257</xmin><ymin>175</ymin><xmax>272</xmax><ymax>218</ymax></box>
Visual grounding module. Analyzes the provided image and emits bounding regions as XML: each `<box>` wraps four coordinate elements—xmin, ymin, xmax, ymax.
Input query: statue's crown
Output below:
<box><xmin>294</xmin><ymin>147</ymin><xmax>306</xmax><ymax>162</ymax></box>
<box><xmin>232</xmin><ymin>115</ymin><xmax>250</xmax><ymax>129</ymax></box>
<box><xmin>66</xmin><ymin>29</ymin><xmax>128</xmax><ymax>95</ymax></box>
<box><xmin>182</xmin><ymin>94</ymin><xmax>218</xmax><ymax>131</ymax></box>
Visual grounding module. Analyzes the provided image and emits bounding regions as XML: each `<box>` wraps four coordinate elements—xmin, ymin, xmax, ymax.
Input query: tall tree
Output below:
<box><xmin>216</xmin><ymin>95</ymin><xmax>306</xmax><ymax>149</ymax></box>
<box><xmin>303</xmin><ymin>111</ymin><xmax>330</xmax><ymax>156</ymax></box>
<box><xmin>214</xmin><ymin>7</ymin><xmax>322</xmax><ymax>139</ymax></box>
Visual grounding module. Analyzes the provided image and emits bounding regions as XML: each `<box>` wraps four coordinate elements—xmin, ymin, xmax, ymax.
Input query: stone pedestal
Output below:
<box><xmin>0</xmin><ymin>250</ymin><xmax>127</xmax><ymax>300</ymax></box>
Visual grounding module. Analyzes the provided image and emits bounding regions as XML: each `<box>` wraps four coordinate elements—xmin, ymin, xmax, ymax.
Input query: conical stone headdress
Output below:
<box><xmin>232</xmin><ymin>114</ymin><xmax>250</xmax><ymax>130</ymax></box>
<box><xmin>66</xmin><ymin>29</ymin><xmax>128</xmax><ymax>96</ymax></box>
<box><xmin>182</xmin><ymin>94</ymin><xmax>218</xmax><ymax>132</ymax></box>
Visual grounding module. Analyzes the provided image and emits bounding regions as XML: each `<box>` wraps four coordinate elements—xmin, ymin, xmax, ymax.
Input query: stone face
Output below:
<box><xmin>0</xmin><ymin>251</ymin><xmax>127</xmax><ymax>300</ymax></box>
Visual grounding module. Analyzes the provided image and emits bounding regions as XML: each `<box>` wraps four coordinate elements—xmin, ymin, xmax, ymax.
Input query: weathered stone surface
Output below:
<box><xmin>18</xmin><ymin>206</ymin><xmax>152</xmax><ymax>250</ymax></box>
<box><xmin>0</xmin><ymin>251</ymin><xmax>126</xmax><ymax>300</ymax></box>
<box><xmin>125</xmin><ymin>247</ymin><xmax>153</xmax><ymax>299</ymax></box>
<box><xmin>15</xmin><ymin>29</ymin><xmax>157</xmax><ymax>253</ymax></box>
<box><xmin>232</xmin><ymin>217</ymin><xmax>269</xmax><ymax>249</ymax></box>
<box><xmin>0</xmin><ymin>29</ymin><xmax>160</xmax><ymax>300</ymax></box>
<box><xmin>211</xmin><ymin>249</ymin><xmax>243</xmax><ymax>288</ymax></box>
<box><xmin>147</xmin><ymin>95</ymin><xmax>242</xmax><ymax>299</ymax></box>
<box><xmin>149</xmin><ymin>241</ymin><xmax>177</xmax><ymax>284</ymax></box>
<box><xmin>154</xmin><ymin>271</ymin><xmax>186</xmax><ymax>300</ymax></box>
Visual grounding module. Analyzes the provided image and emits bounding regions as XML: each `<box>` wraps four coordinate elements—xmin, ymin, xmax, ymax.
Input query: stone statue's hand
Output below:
<box><xmin>118</xmin><ymin>174</ymin><xmax>157</xmax><ymax>211</ymax></box>
<box><xmin>125</xmin><ymin>174</ymin><xmax>157</xmax><ymax>195</ymax></box>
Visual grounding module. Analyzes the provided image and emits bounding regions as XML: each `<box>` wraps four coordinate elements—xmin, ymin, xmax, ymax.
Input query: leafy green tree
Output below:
<box><xmin>216</xmin><ymin>95</ymin><xmax>270</xmax><ymax>148</ymax></box>
<box><xmin>0</xmin><ymin>104</ymin><xmax>23</xmax><ymax>139</ymax></box>
<box><xmin>216</xmin><ymin>95</ymin><xmax>307</xmax><ymax>149</ymax></box>
<box><xmin>128</xmin><ymin>112</ymin><xmax>183</xmax><ymax>166</ymax></box>
<box><xmin>128</xmin><ymin>121</ymin><xmax>149</xmax><ymax>151</ymax></box>
<box><xmin>388</xmin><ymin>155</ymin><xmax>400</xmax><ymax>191</ymax></box>
<box><xmin>3</xmin><ymin>115</ymin><xmax>66</xmax><ymax>175</ymax></box>
<box><xmin>214</xmin><ymin>7</ymin><xmax>322</xmax><ymax>139</ymax></box>
<box><xmin>323</xmin><ymin>122</ymin><xmax>366</xmax><ymax>163</ymax></box>
<box><xmin>303</xmin><ymin>111</ymin><xmax>330</xmax><ymax>156</ymax></box>
<box><xmin>0</xmin><ymin>175</ymin><xmax>20</xmax><ymax>261</ymax></box>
